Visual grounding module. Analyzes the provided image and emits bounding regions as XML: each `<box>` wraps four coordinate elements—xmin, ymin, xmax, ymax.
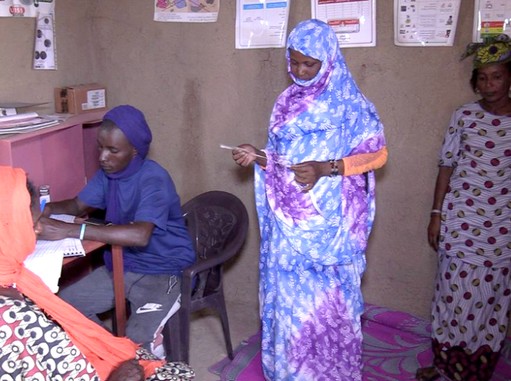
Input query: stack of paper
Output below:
<box><xmin>0</xmin><ymin>112</ymin><xmax>60</xmax><ymax>135</ymax></box>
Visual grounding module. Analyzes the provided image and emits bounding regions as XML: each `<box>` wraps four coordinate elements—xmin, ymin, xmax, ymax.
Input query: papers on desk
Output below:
<box><xmin>24</xmin><ymin>214</ymin><xmax>85</xmax><ymax>293</ymax></box>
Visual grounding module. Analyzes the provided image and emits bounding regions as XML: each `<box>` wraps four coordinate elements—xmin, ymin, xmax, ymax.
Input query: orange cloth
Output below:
<box><xmin>343</xmin><ymin>146</ymin><xmax>388</xmax><ymax>176</ymax></box>
<box><xmin>0</xmin><ymin>166</ymin><xmax>163</xmax><ymax>380</ymax></box>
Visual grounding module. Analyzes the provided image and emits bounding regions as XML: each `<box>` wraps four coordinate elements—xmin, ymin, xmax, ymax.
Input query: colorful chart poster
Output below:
<box><xmin>154</xmin><ymin>0</ymin><xmax>220</xmax><ymax>23</ymax></box>
<box><xmin>235</xmin><ymin>0</ymin><xmax>290</xmax><ymax>49</ymax></box>
<box><xmin>311</xmin><ymin>0</ymin><xmax>376</xmax><ymax>48</ymax></box>
<box><xmin>473</xmin><ymin>0</ymin><xmax>511</xmax><ymax>42</ymax></box>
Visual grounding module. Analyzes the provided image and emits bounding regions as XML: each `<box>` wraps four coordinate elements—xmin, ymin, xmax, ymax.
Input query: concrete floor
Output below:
<box><xmin>187</xmin><ymin>301</ymin><xmax>260</xmax><ymax>381</ymax></box>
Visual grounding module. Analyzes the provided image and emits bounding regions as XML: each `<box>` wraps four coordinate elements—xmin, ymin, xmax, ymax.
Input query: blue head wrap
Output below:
<box><xmin>103</xmin><ymin>105</ymin><xmax>152</xmax><ymax>159</ymax></box>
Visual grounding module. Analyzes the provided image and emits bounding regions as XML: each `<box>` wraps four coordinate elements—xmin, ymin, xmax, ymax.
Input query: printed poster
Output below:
<box><xmin>154</xmin><ymin>0</ymin><xmax>220</xmax><ymax>23</ymax></box>
<box><xmin>235</xmin><ymin>0</ymin><xmax>290</xmax><ymax>49</ymax></box>
<box><xmin>0</xmin><ymin>0</ymin><xmax>54</xmax><ymax>17</ymax></box>
<box><xmin>394</xmin><ymin>0</ymin><xmax>461</xmax><ymax>46</ymax></box>
<box><xmin>473</xmin><ymin>0</ymin><xmax>511</xmax><ymax>42</ymax></box>
<box><xmin>311</xmin><ymin>0</ymin><xmax>376</xmax><ymax>48</ymax></box>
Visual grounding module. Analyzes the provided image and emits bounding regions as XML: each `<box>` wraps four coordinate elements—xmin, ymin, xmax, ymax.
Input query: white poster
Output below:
<box><xmin>154</xmin><ymin>0</ymin><xmax>220</xmax><ymax>23</ymax></box>
<box><xmin>33</xmin><ymin>10</ymin><xmax>57</xmax><ymax>70</ymax></box>
<box><xmin>473</xmin><ymin>0</ymin><xmax>511</xmax><ymax>42</ymax></box>
<box><xmin>394</xmin><ymin>0</ymin><xmax>461</xmax><ymax>47</ymax></box>
<box><xmin>235</xmin><ymin>0</ymin><xmax>290</xmax><ymax>49</ymax></box>
<box><xmin>311</xmin><ymin>0</ymin><xmax>376</xmax><ymax>48</ymax></box>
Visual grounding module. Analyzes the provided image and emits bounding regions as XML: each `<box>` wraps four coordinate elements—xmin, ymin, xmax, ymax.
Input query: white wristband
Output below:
<box><xmin>79</xmin><ymin>223</ymin><xmax>86</xmax><ymax>240</ymax></box>
<box><xmin>430</xmin><ymin>209</ymin><xmax>442</xmax><ymax>215</ymax></box>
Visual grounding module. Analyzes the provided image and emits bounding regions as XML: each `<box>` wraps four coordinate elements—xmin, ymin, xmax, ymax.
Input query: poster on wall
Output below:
<box><xmin>235</xmin><ymin>0</ymin><xmax>290</xmax><ymax>49</ymax></box>
<box><xmin>311</xmin><ymin>0</ymin><xmax>376</xmax><ymax>48</ymax></box>
<box><xmin>0</xmin><ymin>0</ymin><xmax>44</xmax><ymax>17</ymax></box>
<box><xmin>472</xmin><ymin>0</ymin><xmax>511</xmax><ymax>42</ymax></box>
<box><xmin>33</xmin><ymin>9</ymin><xmax>57</xmax><ymax>70</ymax></box>
<box><xmin>394</xmin><ymin>0</ymin><xmax>461</xmax><ymax>47</ymax></box>
<box><xmin>154</xmin><ymin>0</ymin><xmax>220</xmax><ymax>22</ymax></box>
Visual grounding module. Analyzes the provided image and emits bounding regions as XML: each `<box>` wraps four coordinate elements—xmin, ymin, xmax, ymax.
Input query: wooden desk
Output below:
<box><xmin>63</xmin><ymin>241</ymin><xmax>126</xmax><ymax>337</ymax></box>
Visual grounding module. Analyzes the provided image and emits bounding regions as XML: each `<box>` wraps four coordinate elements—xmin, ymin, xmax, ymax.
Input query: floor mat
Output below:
<box><xmin>209</xmin><ymin>304</ymin><xmax>511</xmax><ymax>380</ymax></box>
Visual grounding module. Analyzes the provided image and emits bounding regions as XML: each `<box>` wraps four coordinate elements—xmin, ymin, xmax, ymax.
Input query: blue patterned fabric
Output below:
<box><xmin>254</xmin><ymin>19</ymin><xmax>385</xmax><ymax>380</ymax></box>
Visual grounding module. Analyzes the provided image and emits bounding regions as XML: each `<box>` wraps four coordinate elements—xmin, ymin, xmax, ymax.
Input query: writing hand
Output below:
<box><xmin>36</xmin><ymin>216</ymin><xmax>74</xmax><ymax>241</ymax></box>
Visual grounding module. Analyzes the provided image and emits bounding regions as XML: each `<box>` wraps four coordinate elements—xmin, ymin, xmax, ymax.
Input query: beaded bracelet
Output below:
<box><xmin>329</xmin><ymin>160</ymin><xmax>339</xmax><ymax>177</ymax></box>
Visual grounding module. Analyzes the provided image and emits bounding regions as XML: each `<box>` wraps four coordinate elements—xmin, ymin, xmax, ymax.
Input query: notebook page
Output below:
<box><xmin>48</xmin><ymin>214</ymin><xmax>86</xmax><ymax>257</ymax></box>
<box><xmin>24</xmin><ymin>240</ymin><xmax>65</xmax><ymax>293</ymax></box>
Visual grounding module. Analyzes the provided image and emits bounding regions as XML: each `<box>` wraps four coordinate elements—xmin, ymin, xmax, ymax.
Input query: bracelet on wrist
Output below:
<box><xmin>430</xmin><ymin>209</ymin><xmax>442</xmax><ymax>215</ymax></box>
<box><xmin>79</xmin><ymin>223</ymin><xmax>86</xmax><ymax>240</ymax></box>
<box><xmin>329</xmin><ymin>159</ymin><xmax>339</xmax><ymax>177</ymax></box>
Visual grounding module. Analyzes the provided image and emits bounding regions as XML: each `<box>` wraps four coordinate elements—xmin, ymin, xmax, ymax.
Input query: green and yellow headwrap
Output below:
<box><xmin>461</xmin><ymin>34</ymin><xmax>511</xmax><ymax>69</ymax></box>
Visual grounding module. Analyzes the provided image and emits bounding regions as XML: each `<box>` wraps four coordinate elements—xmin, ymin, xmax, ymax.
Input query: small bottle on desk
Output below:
<box><xmin>39</xmin><ymin>185</ymin><xmax>51</xmax><ymax>212</ymax></box>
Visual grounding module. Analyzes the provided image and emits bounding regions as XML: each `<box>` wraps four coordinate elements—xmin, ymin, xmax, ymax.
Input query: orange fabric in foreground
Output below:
<box><xmin>0</xmin><ymin>166</ymin><xmax>162</xmax><ymax>380</ymax></box>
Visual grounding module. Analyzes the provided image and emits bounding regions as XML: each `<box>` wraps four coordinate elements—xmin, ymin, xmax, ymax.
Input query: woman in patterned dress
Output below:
<box><xmin>417</xmin><ymin>35</ymin><xmax>511</xmax><ymax>381</ymax></box>
<box><xmin>0</xmin><ymin>165</ymin><xmax>195</xmax><ymax>381</ymax></box>
<box><xmin>231</xmin><ymin>19</ymin><xmax>387</xmax><ymax>380</ymax></box>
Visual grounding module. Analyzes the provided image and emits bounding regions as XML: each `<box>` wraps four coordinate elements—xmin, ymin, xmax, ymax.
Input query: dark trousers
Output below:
<box><xmin>58</xmin><ymin>266</ymin><xmax>180</xmax><ymax>351</ymax></box>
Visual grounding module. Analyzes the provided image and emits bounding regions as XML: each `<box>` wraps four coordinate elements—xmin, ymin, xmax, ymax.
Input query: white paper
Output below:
<box><xmin>235</xmin><ymin>0</ymin><xmax>290</xmax><ymax>49</ymax></box>
<box><xmin>154</xmin><ymin>0</ymin><xmax>220</xmax><ymax>23</ymax></box>
<box><xmin>473</xmin><ymin>0</ymin><xmax>511</xmax><ymax>42</ymax></box>
<box><xmin>311</xmin><ymin>0</ymin><xmax>376</xmax><ymax>48</ymax></box>
<box><xmin>394</xmin><ymin>0</ymin><xmax>461</xmax><ymax>47</ymax></box>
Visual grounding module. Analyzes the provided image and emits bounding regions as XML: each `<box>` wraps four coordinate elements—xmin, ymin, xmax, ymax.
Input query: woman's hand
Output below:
<box><xmin>290</xmin><ymin>161</ymin><xmax>329</xmax><ymax>192</ymax></box>
<box><xmin>232</xmin><ymin>144</ymin><xmax>263</xmax><ymax>167</ymax></box>
<box><xmin>427</xmin><ymin>215</ymin><xmax>441</xmax><ymax>251</ymax></box>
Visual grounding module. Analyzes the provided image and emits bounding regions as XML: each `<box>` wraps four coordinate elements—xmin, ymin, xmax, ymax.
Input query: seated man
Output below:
<box><xmin>37</xmin><ymin>105</ymin><xmax>196</xmax><ymax>356</ymax></box>
<box><xmin>0</xmin><ymin>165</ymin><xmax>194</xmax><ymax>380</ymax></box>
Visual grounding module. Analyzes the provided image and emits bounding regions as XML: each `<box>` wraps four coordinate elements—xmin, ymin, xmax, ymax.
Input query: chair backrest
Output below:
<box><xmin>181</xmin><ymin>191</ymin><xmax>249</xmax><ymax>300</ymax></box>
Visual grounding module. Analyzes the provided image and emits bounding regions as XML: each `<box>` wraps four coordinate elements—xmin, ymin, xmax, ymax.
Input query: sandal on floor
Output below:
<box><xmin>415</xmin><ymin>366</ymin><xmax>440</xmax><ymax>381</ymax></box>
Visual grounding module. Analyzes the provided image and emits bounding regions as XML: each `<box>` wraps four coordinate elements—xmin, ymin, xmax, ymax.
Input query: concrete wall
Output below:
<box><xmin>0</xmin><ymin>1</ymin><xmax>480</xmax><ymax>321</ymax></box>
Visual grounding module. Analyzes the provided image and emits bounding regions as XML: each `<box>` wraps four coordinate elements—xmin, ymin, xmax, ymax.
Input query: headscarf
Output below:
<box><xmin>0</xmin><ymin>166</ymin><xmax>163</xmax><ymax>380</ymax></box>
<box><xmin>102</xmin><ymin>105</ymin><xmax>152</xmax><ymax>225</ymax></box>
<box><xmin>258</xmin><ymin>19</ymin><xmax>385</xmax><ymax>266</ymax></box>
<box><xmin>461</xmin><ymin>34</ymin><xmax>511</xmax><ymax>69</ymax></box>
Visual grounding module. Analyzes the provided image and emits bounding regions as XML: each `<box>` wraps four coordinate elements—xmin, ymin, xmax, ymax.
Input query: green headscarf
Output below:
<box><xmin>461</xmin><ymin>34</ymin><xmax>511</xmax><ymax>69</ymax></box>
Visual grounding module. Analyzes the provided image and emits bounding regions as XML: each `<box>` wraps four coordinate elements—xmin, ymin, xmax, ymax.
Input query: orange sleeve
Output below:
<box><xmin>343</xmin><ymin>146</ymin><xmax>388</xmax><ymax>176</ymax></box>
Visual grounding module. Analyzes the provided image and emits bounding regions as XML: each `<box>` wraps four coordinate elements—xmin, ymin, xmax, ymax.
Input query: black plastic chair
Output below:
<box><xmin>162</xmin><ymin>190</ymin><xmax>249</xmax><ymax>364</ymax></box>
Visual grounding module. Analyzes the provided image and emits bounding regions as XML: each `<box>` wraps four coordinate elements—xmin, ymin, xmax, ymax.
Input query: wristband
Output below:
<box><xmin>430</xmin><ymin>209</ymin><xmax>442</xmax><ymax>215</ymax></box>
<box><xmin>329</xmin><ymin>159</ymin><xmax>339</xmax><ymax>177</ymax></box>
<box><xmin>79</xmin><ymin>223</ymin><xmax>86</xmax><ymax>240</ymax></box>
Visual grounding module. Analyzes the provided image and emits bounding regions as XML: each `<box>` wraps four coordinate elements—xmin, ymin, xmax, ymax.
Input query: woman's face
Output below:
<box><xmin>476</xmin><ymin>62</ymin><xmax>511</xmax><ymax>103</ymax></box>
<box><xmin>97</xmin><ymin>126</ymin><xmax>137</xmax><ymax>174</ymax></box>
<box><xmin>289</xmin><ymin>49</ymin><xmax>322</xmax><ymax>82</ymax></box>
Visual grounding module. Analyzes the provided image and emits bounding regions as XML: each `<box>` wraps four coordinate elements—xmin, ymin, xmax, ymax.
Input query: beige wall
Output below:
<box><xmin>0</xmin><ymin>2</ymin><xmax>480</xmax><ymax>321</ymax></box>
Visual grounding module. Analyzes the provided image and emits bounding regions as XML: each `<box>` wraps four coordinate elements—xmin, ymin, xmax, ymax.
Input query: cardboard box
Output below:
<box><xmin>54</xmin><ymin>83</ymin><xmax>107</xmax><ymax>114</ymax></box>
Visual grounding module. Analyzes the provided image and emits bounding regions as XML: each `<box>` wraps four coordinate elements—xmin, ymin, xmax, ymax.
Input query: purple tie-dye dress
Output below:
<box><xmin>254</xmin><ymin>19</ymin><xmax>386</xmax><ymax>380</ymax></box>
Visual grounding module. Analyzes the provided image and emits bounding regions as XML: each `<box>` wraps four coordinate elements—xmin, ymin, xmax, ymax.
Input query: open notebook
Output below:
<box><xmin>23</xmin><ymin>214</ymin><xmax>85</xmax><ymax>293</ymax></box>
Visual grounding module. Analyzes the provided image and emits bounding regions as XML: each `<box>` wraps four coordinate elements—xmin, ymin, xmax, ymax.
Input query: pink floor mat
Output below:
<box><xmin>209</xmin><ymin>304</ymin><xmax>511</xmax><ymax>380</ymax></box>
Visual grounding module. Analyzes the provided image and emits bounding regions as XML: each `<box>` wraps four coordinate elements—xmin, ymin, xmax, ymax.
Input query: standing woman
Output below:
<box><xmin>418</xmin><ymin>35</ymin><xmax>511</xmax><ymax>381</ymax></box>
<box><xmin>232</xmin><ymin>19</ymin><xmax>387</xmax><ymax>380</ymax></box>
